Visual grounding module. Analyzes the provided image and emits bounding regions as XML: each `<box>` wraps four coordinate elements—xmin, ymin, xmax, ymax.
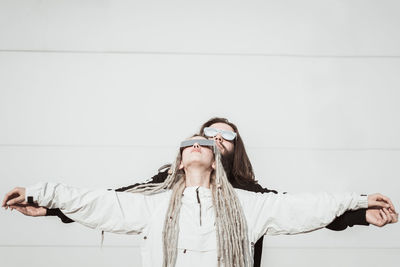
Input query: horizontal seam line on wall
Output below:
<box><xmin>1</xmin><ymin>49</ymin><xmax>400</xmax><ymax>58</ymax></box>
<box><xmin>0</xmin><ymin>144</ymin><xmax>400</xmax><ymax>151</ymax></box>
<box><xmin>0</xmin><ymin>245</ymin><xmax>399</xmax><ymax>249</ymax></box>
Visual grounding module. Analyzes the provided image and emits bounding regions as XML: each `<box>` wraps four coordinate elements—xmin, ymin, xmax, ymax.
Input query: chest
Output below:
<box><xmin>141</xmin><ymin>198</ymin><xmax>219</xmax><ymax>266</ymax></box>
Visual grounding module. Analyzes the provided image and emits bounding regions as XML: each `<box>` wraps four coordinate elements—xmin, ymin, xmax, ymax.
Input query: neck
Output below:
<box><xmin>184</xmin><ymin>167</ymin><xmax>212</xmax><ymax>188</ymax></box>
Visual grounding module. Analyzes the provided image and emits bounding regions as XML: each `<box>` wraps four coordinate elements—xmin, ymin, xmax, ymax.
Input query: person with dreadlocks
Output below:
<box><xmin>2</xmin><ymin>136</ymin><xmax>398</xmax><ymax>267</ymax></box>
<box><xmin>3</xmin><ymin>117</ymin><xmax>398</xmax><ymax>267</ymax></box>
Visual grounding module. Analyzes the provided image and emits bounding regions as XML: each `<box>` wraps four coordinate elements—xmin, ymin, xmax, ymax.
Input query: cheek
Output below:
<box><xmin>180</xmin><ymin>150</ymin><xmax>189</xmax><ymax>166</ymax></box>
<box><xmin>224</xmin><ymin>142</ymin><xmax>234</xmax><ymax>152</ymax></box>
<box><xmin>203</xmin><ymin>149</ymin><xmax>214</xmax><ymax>162</ymax></box>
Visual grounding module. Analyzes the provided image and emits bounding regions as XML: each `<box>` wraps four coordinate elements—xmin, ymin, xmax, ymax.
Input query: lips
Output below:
<box><xmin>191</xmin><ymin>147</ymin><xmax>201</xmax><ymax>153</ymax></box>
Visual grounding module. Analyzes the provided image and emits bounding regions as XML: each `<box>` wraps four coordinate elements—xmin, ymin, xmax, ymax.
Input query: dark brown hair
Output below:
<box><xmin>199</xmin><ymin>117</ymin><xmax>256</xmax><ymax>186</ymax></box>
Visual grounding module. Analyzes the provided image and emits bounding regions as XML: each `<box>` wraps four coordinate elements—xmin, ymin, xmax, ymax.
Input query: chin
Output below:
<box><xmin>186</xmin><ymin>161</ymin><xmax>212</xmax><ymax>168</ymax></box>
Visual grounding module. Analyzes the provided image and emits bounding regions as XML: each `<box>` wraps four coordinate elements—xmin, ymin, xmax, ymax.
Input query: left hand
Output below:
<box><xmin>367</xmin><ymin>193</ymin><xmax>396</xmax><ymax>212</ymax></box>
<box><xmin>366</xmin><ymin>208</ymin><xmax>399</xmax><ymax>227</ymax></box>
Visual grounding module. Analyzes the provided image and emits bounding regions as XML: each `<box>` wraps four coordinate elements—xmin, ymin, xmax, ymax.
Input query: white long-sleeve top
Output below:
<box><xmin>26</xmin><ymin>182</ymin><xmax>368</xmax><ymax>267</ymax></box>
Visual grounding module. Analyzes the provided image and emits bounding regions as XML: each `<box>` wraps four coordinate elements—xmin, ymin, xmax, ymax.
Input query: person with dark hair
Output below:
<box><xmin>3</xmin><ymin>137</ymin><xmax>397</xmax><ymax>267</ymax></box>
<box><xmin>6</xmin><ymin>117</ymin><xmax>397</xmax><ymax>267</ymax></box>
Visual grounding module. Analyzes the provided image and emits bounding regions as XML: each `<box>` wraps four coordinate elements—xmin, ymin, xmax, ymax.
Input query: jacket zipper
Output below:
<box><xmin>196</xmin><ymin>187</ymin><xmax>202</xmax><ymax>226</ymax></box>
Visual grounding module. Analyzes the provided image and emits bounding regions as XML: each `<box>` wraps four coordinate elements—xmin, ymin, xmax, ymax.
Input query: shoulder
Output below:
<box><xmin>232</xmin><ymin>180</ymin><xmax>279</xmax><ymax>194</ymax></box>
<box><xmin>115</xmin><ymin>169</ymin><xmax>170</xmax><ymax>192</ymax></box>
<box><xmin>234</xmin><ymin>188</ymin><xmax>267</xmax><ymax>202</ymax></box>
<box><xmin>142</xmin><ymin>189</ymin><xmax>172</xmax><ymax>200</ymax></box>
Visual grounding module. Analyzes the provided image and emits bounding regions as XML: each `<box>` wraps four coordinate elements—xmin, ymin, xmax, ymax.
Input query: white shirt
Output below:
<box><xmin>26</xmin><ymin>183</ymin><xmax>368</xmax><ymax>267</ymax></box>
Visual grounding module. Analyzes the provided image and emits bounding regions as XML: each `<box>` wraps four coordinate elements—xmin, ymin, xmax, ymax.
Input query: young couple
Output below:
<box><xmin>2</xmin><ymin>117</ymin><xmax>398</xmax><ymax>267</ymax></box>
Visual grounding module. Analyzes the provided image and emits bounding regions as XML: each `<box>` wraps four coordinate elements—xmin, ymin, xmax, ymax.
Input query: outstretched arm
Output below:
<box><xmin>10</xmin><ymin>169</ymin><xmax>171</xmax><ymax>224</ymax></box>
<box><xmin>240</xmin><ymin>182</ymin><xmax>397</xmax><ymax>229</ymax></box>
<box><xmin>2</xmin><ymin>182</ymin><xmax>161</xmax><ymax>234</ymax></box>
<box><xmin>237</xmin><ymin>190</ymin><xmax>396</xmax><ymax>240</ymax></box>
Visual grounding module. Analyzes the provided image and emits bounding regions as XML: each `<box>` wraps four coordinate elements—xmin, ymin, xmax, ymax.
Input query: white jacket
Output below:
<box><xmin>26</xmin><ymin>183</ymin><xmax>368</xmax><ymax>267</ymax></box>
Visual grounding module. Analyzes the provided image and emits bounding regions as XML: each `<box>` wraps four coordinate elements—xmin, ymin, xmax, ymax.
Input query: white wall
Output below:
<box><xmin>0</xmin><ymin>1</ymin><xmax>399</xmax><ymax>266</ymax></box>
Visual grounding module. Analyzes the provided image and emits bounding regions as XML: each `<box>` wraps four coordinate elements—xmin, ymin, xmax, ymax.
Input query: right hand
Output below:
<box><xmin>8</xmin><ymin>204</ymin><xmax>47</xmax><ymax>217</ymax></box>
<box><xmin>2</xmin><ymin>186</ymin><xmax>47</xmax><ymax>217</ymax></box>
<box><xmin>2</xmin><ymin>187</ymin><xmax>26</xmax><ymax>208</ymax></box>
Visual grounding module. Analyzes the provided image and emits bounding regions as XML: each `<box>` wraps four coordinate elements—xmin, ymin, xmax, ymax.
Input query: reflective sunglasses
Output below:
<box><xmin>203</xmin><ymin>127</ymin><xmax>237</xmax><ymax>141</ymax></box>
<box><xmin>180</xmin><ymin>139</ymin><xmax>215</xmax><ymax>149</ymax></box>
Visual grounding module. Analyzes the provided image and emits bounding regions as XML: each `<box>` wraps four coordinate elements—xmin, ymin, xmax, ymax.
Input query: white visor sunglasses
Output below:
<box><xmin>203</xmin><ymin>127</ymin><xmax>237</xmax><ymax>141</ymax></box>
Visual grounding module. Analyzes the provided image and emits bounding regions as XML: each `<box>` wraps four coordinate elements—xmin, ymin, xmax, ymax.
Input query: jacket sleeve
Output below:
<box><xmin>326</xmin><ymin>209</ymin><xmax>369</xmax><ymax>230</ymax></box>
<box><xmin>239</xmin><ymin>182</ymin><xmax>369</xmax><ymax>230</ymax></box>
<box><xmin>45</xmin><ymin>169</ymin><xmax>170</xmax><ymax>224</ymax></box>
<box><xmin>238</xmin><ymin>190</ymin><xmax>368</xmax><ymax>240</ymax></box>
<box><xmin>46</xmin><ymin>208</ymin><xmax>75</xmax><ymax>223</ymax></box>
<box><xmin>26</xmin><ymin>182</ymin><xmax>157</xmax><ymax>235</ymax></box>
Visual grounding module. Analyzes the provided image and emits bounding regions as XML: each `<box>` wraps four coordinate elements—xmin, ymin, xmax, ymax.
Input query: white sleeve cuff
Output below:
<box><xmin>25</xmin><ymin>182</ymin><xmax>46</xmax><ymax>204</ymax></box>
<box><xmin>358</xmin><ymin>194</ymin><xmax>369</xmax><ymax>209</ymax></box>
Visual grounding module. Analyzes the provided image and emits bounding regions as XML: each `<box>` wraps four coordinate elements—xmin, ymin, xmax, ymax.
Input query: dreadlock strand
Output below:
<box><xmin>213</xmin><ymin>150</ymin><xmax>252</xmax><ymax>267</ymax></box>
<box><xmin>163</xmin><ymin>178</ymin><xmax>185</xmax><ymax>267</ymax></box>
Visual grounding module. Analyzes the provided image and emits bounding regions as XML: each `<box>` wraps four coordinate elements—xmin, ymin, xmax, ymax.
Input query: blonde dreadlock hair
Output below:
<box><xmin>126</xmin><ymin>142</ymin><xmax>252</xmax><ymax>267</ymax></box>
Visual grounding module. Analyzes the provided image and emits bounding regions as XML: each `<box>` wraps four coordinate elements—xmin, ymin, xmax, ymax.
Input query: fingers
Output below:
<box><xmin>388</xmin><ymin>209</ymin><xmax>399</xmax><ymax>223</ymax></box>
<box><xmin>369</xmin><ymin>200</ymin><xmax>391</xmax><ymax>209</ymax></box>
<box><xmin>7</xmin><ymin>204</ymin><xmax>47</xmax><ymax>217</ymax></box>
<box><xmin>2</xmin><ymin>188</ymin><xmax>16</xmax><ymax>207</ymax></box>
<box><xmin>368</xmin><ymin>193</ymin><xmax>394</xmax><ymax>210</ymax></box>
<box><xmin>382</xmin><ymin>208</ymin><xmax>392</xmax><ymax>224</ymax></box>
<box><xmin>393</xmin><ymin>213</ymin><xmax>399</xmax><ymax>223</ymax></box>
<box><xmin>2</xmin><ymin>187</ymin><xmax>26</xmax><ymax>209</ymax></box>
<box><xmin>2</xmin><ymin>188</ymin><xmax>19</xmax><ymax>208</ymax></box>
<box><xmin>379</xmin><ymin>209</ymin><xmax>388</xmax><ymax>227</ymax></box>
<box><xmin>375</xmin><ymin>210</ymin><xmax>386</xmax><ymax>227</ymax></box>
<box><xmin>6</xmin><ymin>194</ymin><xmax>26</xmax><ymax>206</ymax></box>
<box><xmin>376</xmin><ymin>194</ymin><xmax>396</xmax><ymax>212</ymax></box>
<box><xmin>367</xmin><ymin>207</ymin><xmax>399</xmax><ymax>227</ymax></box>
<box><xmin>9</xmin><ymin>204</ymin><xmax>27</xmax><ymax>208</ymax></box>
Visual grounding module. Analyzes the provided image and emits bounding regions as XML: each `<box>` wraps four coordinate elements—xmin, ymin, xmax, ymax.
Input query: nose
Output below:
<box><xmin>213</xmin><ymin>134</ymin><xmax>223</xmax><ymax>143</ymax></box>
<box><xmin>193</xmin><ymin>143</ymin><xmax>200</xmax><ymax>148</ymax></box>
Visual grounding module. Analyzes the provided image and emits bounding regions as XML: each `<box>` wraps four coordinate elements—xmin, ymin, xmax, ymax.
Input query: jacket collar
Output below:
<box><xmin>182</xmin><ymin>186</ymin><xmax>212</xmax><ymax>203</ymax></box>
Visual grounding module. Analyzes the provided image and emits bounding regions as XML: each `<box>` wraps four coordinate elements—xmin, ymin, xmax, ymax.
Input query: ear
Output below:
<box><xmin>211</xmin><ymin>160</ymin><xmax>216</xmax><ymax>170</ymax></box>
<box><xmin>179</xmin><ymin>160</ymin><xmax>184</xmax><ymax>170</ymax></box>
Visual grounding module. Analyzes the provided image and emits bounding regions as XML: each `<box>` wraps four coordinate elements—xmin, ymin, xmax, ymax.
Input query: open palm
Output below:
<box><xmin>10</xmin><ymin>204</ymin><xmax>47</xmax><ymax>217</ymax></box>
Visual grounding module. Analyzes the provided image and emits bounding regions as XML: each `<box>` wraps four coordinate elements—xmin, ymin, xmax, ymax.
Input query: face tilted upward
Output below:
<box><xmin>179</xmin><ymin>136</ymin><xmax>215</xmax><ymax>171</ymax></box>
<box><xmin>204</xmin><ymin>122</ymin><xmax>235</xmax><ymax>155</ymax></box>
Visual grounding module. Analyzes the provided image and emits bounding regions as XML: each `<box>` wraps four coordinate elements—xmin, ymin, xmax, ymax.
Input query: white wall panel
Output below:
<box><xmin>250</xmin><ymin>149</ymin><xmax>400</xmax><ymax>194</ymax></box>
<box><xmin>0</xmin><ymin>0</ymin><xmax>400</xmax><ymax>55</ymax></box>
<box><xmin>1</xmin><ymin>53</ymin><xmax>399</xmax><ymax>148</ymax></box>
<box><xmin>0</xmin><ymin>247</ymin><xmax>142</xmax><ymax>267</ymax></box>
